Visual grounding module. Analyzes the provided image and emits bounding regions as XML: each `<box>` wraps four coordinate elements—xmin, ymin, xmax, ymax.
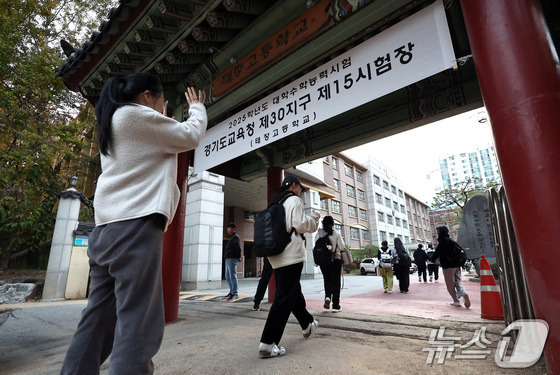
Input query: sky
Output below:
<box><xmin>343</xmin><ymin>107</ymin><xmax>496</xmax><ymax>205</ymax></box>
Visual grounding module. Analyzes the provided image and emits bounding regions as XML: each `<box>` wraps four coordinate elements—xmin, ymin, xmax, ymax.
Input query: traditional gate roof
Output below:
<box><xmin>56</xmin><ymin>0</ymin><xmax>560</xmax><ymax>180</ymax></box>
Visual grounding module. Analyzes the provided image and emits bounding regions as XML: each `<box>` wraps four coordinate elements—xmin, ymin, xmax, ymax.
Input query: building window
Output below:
<box><xmin>323</xmin><ymin>156</ymin><xmax>329</xmax><ymax>164</ymax></box>
<box><xmin>398</xmin><ymin>189</ymin><xmax>404</xmax><ymax>198</ymax></box>
<box><xmin>348</xmin><ymin>205</ymin><xmax>357</xmax><ymax>218</ymax></box>
<box><xmin>385</xmin><ymin>197</ymin><xmax>391</xmax><ymax>207</ymax></box>
<box><xmin>400</xmin><ymin>204</ymin><xmax>405</xmax><ymax>213</ymax></box>
<box><xmin>345</xmin><ymin>164</ymin><xmax>354</xmax><ymax>177</ymax></box>
<box><xmin>374</xmin><ymin>175</ymin><xmax>380</xmax><ymax>186</ymax></box>
<box><xmin>383</xmin><ymin>180</ymin><xmax>389</xmax><ymax>190</ymax></box>
<box><xmin>332</xmin><ymin>200</ymin><xmax>341</xmax><ymax>213</ymax></box>
<box><xmin>358</xmin><ymin>189</ymin><xmax>365</xmax><ymax>201</ymax></box>
<box><xmin>332</xmin><ymin>157</ymin><xmax>339</xmax><ymax>170</ymax></box>
<box><xmin>362</xmin><ymin>229</ymin><xmax>370</xmax><ymax>241</ymax></box>
<box><xmin>405</xmin><ymin>236</ymin><xmax>409</xmax><ymax>243</ymax></box>
<box><xmin>356</xmin><ymin>170</ymin><xmax>363</xmax><ymax>182</ymax></box>
<box><xmin>395</xmin><ymin>218</ymin><xmax>401</xmax><ymax>227</ymax></box>
<box><xmin>391</xmin><ymin>185</ymin><xmax>397</xmax><ymax>194</ymax></box>
<box><xmin>377</xmin><ymin>211</ymin><xmax>385</xmax><ymax>222</ymax></box>
<box><xmin>350</xmin><ymin>227</ymin><xmax>359</xmax><ymax>239</ymax></box>
<box><xmin>393</xmin><ymin>201</ymin><xmax>399</xmax><ymax>211</ymax></box>
<box><xmin>346</xmin><ymin>184</ymin><xmax>356</xmax><ymax>198</ymax></box>
<box><xmin>387</xmin><ymin>215</ymin><xmax>393</xmax><ymax>225</ymax></box>
<box><xmin>389</xmin><ymin>232</ymin><xmax>395</xmax><ymax>241</ymax></box>
<box><xmin>334</xmin><ymin>223</ymin><xmax>343</xmax><ymax>237</ymax></box>
<box><xmin>402</xmin><ymin>219</ymin><xmax>407</xmax><ymax>227</ymax></box>
<box><xmin>320</xmin><ymin>199</ymin><xmax>328</xmax><ymax>210</ymax></box>
<box><xmin>376</xmin><ymin>193</ymin><xmax>382</xmax><ymax>204</ymax></box>
<box><xmin>360</xmin><ymin>209</ymin><xmax>367</xmax><ymax>220</ymax></box>
<box><xmin>333</xmin><ymin>178</ymin><xmax>340</xmax><ymax>191</ymax></box>
<box><xmin>380</xmin><ymin>231</ymin><xmax>387</xmax><ymax>242</ymax></box>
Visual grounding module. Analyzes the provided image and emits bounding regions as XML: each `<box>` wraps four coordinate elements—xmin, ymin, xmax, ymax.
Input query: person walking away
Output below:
<box><xmin>317</xmin><ymin>216</ymin><xmax>346</xmax><ymax>312</ymax></box>
<box><xmin>224</xmin><ymin>223</ymin><xmax>242</xmax><ymax>301</ymax></box>
<box><xmin>394</xmin><ymin>238</ymin><xmax>410</xmax><ymax>293</ymax></box>
<box><xmin>61</xmin><ymin>73</ymin><xmax>207</xmax><ymax>375</ymax></box>
<box><xmin>426</xmin><ymin>243</ymin><xmax>439</xmax><ymax>282</ymax></box>
<box><xmin>252</xmin><ymin>257</ymin><xmax>273</xmax><ymax>311</ymax></box>
<box><xmin>377</xmin><ymin>240</ymin><xmax>394</xmax><ymax>293</ymax></box>
<box><xmin>258</xmin><ymin>175</ymin><xmax>320</xmax><ymax>358</ymax></box>
<box><xmin>432</xmin><ymin>226</ymin><xmax>471</xmax><ymax>308</ymax></box>
<box><xmin>413</xmin><ymin>244</ymin><xmax>428</xmax><ymax>283</ymax></box>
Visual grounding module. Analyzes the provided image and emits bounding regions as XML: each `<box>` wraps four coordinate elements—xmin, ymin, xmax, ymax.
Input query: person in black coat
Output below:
<box><xmin>432</xmin><ymin>226</ymin><xmax>471</xmax><ymax>308</ymax></box>
<box><xmin>413</xmin><ymin>244</ymin><xmax>428</xmax><ymax>283</ymax></box>
<box><xmin>394</xmin><ymin>238</ymin><xmax>410</xmax><ymax>293</ymax></box>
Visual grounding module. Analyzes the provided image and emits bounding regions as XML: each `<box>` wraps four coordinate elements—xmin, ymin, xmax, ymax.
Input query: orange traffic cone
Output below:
<box><xmin>480</xmin><ymin>255</ymin><xmax>504</xmax><ymax>320</ymax></box>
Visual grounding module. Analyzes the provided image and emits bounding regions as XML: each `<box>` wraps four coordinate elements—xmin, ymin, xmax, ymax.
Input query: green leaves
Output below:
<box><xmin>0</xmin><ymin>0</ymin><xmax>117</xmax><ymax>269</ymax></box>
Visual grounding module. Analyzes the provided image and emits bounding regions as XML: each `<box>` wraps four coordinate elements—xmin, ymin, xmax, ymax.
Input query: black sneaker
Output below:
<box><xmin>224</xmin><ymin>293</ymin><xmax>232</xmax><ymax>299</ymax></box>
<box><xmin>227</xmin><ymin>294</ymin><xmax>239</xmax><ymax>301</ymax></box>
<box><xmin>253</xmin><ymin>302</ymin><xmax>260</xmax><ymax>311</ymax></box>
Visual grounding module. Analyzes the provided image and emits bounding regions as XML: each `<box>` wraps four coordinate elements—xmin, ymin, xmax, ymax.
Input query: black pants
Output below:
<box><xmin>319</xmin><ymin>259</ymin><xmax>342</xmax><ymax>308</ymax></box>
<box><xmin>397</xmin><ymin>264</ymin><xmax>410</xmax><ymax>292</ymax></box>
<box><xmin>254</xmin><ymin>257</ymin><xmax>273</xmax><ymax>304</ymax></box>
<box><xmin>417</xmin><ymin>265</ymin><xmax>427</xmax><ymax>282</ymax></box>
<box><xmin>428</xmin><ymin>264</ymin><xmax>439</xmax><ymax>280</ymax></box>
<box><xmin>260</xmin><ymin>262</ymin><xmax>314</xmax><ymax>345</ymax></box>
<box><xmin>61</xmin><ymin>214</ymin><xmax>165</xmax><ymax>375</ymax></box>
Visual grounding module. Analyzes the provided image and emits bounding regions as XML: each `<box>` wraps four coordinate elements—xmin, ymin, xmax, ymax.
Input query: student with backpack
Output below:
<box><xmin>394</xmin><ymin>238</ymin><xmax>411</xmax><ymax>293</ymax></box>
<box><xmin>258</xmin><ymin>175</ymin><xmax>320</xmax><ymax>358</ymax></box>
<box><xmin>432</xmin><ymin>226</ymin><xmax>471</xmax><ymax>308</ymax></box>
<box><xmin>377</xmin><ymin>240</ymin><xmax>394</xmax><ymax>293</ymax></box>
<box><xmin>315</xmin><ymin>216</ymin><xmax>346</xmax><ymax>312</ymax></box>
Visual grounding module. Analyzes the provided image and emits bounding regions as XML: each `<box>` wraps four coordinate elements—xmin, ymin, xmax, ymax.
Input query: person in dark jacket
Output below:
<box><xmin>224</xmin><ymin>223</ymin><xmax>242</xmax><ymax>301</ymax></box>
<box><xmin>432</xmin><ymin>226</ymin><xmax>471</xmax><ymax>308</ymax></box>
<box><xmin>413</xmin><ymin>244</ymin><xmax>428</xmax><ymax>283</ymax></box>
<box><xmin>426</xmin><ymin>244</ymin><xmax>439</xmax><ymax>282</ymax></box>
<box><xmin>394</xmin><ymin>238</ymin><xmax>410</xmax><ymax>293</ymax></box>
<box><xmin>252</xmin><ymin>257</ymin><xmax>273</xmax><ymax>311</ymax></box>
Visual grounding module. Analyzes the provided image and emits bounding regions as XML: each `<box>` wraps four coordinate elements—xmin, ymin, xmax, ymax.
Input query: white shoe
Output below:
<box><xmin>259</xmin><ymin>343</ymin><xmax>286</xmax><ymax>358</ymax></box>
<box><xmin>302</xmin><ymin>319</ymin><xmax>318</xmax><ymax>338</ymax></box>
<box><xmin>450</xmin><ymin>301</ymin><xmax>462</xmax><ymax>307</ymax></box>
<box><xmin>387</xmin><ymin>291</ymin><xmax>393</xmax><ymax>294</ymax></box>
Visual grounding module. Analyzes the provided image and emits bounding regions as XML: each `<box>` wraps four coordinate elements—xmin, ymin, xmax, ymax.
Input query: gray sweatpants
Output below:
<box><xmin>442</xmin><ymin>267</ymin><xmax>467</xmax><ymax>303</ymax></box>
<box><xmin>61</xmin><ymin>214</ymin><xmax>166</xmax><ymax>375</ymax></box>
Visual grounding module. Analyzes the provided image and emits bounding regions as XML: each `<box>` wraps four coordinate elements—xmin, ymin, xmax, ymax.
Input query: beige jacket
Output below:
<box><xmin>268</xmin><ymin>195</ymin><xmax>319</xmax><ymax>269</ymax></box>
<box><xmin>94</xmin><ymin>103</ymin><xmax>207</xmax><ymax>231</ymax></box>
<box><xmin>317</xmin><ymin>228</ymin><xmax>346</xmax><ymax>261</ymax></box>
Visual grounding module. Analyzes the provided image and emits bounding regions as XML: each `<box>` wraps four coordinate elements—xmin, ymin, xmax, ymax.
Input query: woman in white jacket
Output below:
<box><xmin>259</xmin><ymin>175</ymin><xmax>320</xmax><ymax>358</ymax></box>
<box><xmin>61</xmin><ymin>73</ymin><xmax>206</xmax><ymax>374</ymax></box>
<box><xmin>317</xmin><ymin>216</ymin><xmax>346</xmax><ymax>312</ymax></box>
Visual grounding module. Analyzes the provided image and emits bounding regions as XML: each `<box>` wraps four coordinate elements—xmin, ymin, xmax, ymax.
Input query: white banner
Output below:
<box><xmin>194</xmin><ymin>1</ymin><xmax>456</xmax><ymax>174</ymax></box>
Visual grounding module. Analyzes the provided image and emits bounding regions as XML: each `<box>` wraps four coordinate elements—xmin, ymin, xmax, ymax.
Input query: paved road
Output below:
<box><xmin>1</xmin><ymin>273</ymin><xmax>547</xmax><ymax>374</ymax></box>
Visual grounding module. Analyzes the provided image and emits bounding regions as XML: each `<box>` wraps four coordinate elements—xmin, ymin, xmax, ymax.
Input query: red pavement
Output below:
<box><xmin>307</xmin><ymin>276</ymin><xmax>492</xmax><ymax>323</ymax></box>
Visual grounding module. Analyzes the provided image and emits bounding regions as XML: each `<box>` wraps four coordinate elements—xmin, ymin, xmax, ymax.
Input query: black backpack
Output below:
<box><xmin>313</xmin><ymin>235</ymin><xmax>332</xmax><ymax>266</ymax></box>
<box><xmin>450</xmin><ymin>239</ymin><xmax>467</xmax><ymax>267</ymax></box>
<box><xmin>254</xmin><ymin>193</ymin><xmax>294</xmax><ymax>257</ymax></box>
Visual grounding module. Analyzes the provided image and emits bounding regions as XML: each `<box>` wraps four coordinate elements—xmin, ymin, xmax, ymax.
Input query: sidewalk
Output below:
<box><xmin>188</xmin><ymin>271</ymin><xmax>486</xmax><ymax>323</ymax></box>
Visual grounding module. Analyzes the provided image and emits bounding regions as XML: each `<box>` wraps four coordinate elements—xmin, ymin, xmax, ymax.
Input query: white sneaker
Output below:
<box><xmin>302</xmin><ymin>319</ymin><xmax>318</xmax><ymax>338</ymax></box>
<box><xmin>450</xmin><ymin>301</ymin><xmax>462</xmax><ymax>307</ymax></box>
<box><xmin>259</xmin><ymin>343</ymin><xmax>286</xmax><ymax>358</ymax></box>
<box><xmin>387</xmin><ymin>291</ymin><xmax>393</xmax><ymax>294</ymax></box>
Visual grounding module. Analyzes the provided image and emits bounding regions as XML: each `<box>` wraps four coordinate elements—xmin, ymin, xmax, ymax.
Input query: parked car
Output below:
<box><xmin>409</xmin><ymin>262</ymin><xmax>418</xmax><ymax>274</ymax></box>
<box><xmin>360</xmin><ymin>258</ymin><xmax>379</xmax><ymax>275</ymax></box>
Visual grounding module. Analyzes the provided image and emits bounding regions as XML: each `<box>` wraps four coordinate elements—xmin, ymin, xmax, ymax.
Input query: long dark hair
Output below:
<box><xmin>322</xmin><ymin>215</ymin><xmax>334</xmax><ymax>236</ymax></box>
<box><xmin>95</xmin><ymin>73</ymin><xmax>163</xmax><ymax>155</ymax></box>
<box><xmin>394</xmin><ymin>237</ymin><xmax>407</xmax><ymax>257</ymax></box>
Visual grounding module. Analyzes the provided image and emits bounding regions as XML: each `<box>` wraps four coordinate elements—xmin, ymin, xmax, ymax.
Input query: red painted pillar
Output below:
<box><xmin>267</xmin><ymin>166</ymin><xmax>284</xmax><ymax>302</ymax></box>
<box><xmin>460</xmin><ymin>1</ymin><xmax>560</xmax><ymax>372</ymax></box>
<box><xmin>162</xmin><ymin>151</ymin><xmax>190</xmax><ymax>323</ymax></box>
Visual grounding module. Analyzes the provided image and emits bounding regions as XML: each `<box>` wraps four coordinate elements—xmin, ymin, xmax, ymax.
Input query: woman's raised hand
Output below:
<box><xmin>185</xmin><ymin>87</ymin><xmax>203</xmax><ymax>105</ymax></box>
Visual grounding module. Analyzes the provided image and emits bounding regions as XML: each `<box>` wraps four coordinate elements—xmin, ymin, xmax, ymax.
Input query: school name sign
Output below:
<box><xmin>193</xmin><ymin>1</ymin><xmax>456</xmax><ymax>174</ymax></box>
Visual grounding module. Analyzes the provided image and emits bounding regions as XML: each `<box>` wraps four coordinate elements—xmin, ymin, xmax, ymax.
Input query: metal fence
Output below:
<box><xmin>488</xmin><ymin>187</ymin><xmax>534</xmax><ymax>326</ymax></box>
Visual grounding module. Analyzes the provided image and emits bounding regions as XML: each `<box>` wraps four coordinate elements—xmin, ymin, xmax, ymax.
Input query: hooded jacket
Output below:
<box><xmin>317</xmin><ymin>227</ymin><xmax>346</xmax><ymax>261</ymax></box>
<box><xmin>267</xmin><ymin>190</ymin><xmax>319</xmax><ymax>269</ymax></box>
<box><xmin>432</xmin><ymin>226</ymin><xmax>462</xmax><ymax>269</ymax></box>
<box><xmin>413</xmin><ymin>247</ymin><xmax>428</xmax><ymax>267</ymax></box>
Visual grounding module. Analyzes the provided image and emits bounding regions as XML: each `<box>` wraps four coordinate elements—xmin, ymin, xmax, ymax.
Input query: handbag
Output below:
<box><xmin>340</xmin><ymin>249</ymin><xmax>353</xmax><ymax>265</ymax></box>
